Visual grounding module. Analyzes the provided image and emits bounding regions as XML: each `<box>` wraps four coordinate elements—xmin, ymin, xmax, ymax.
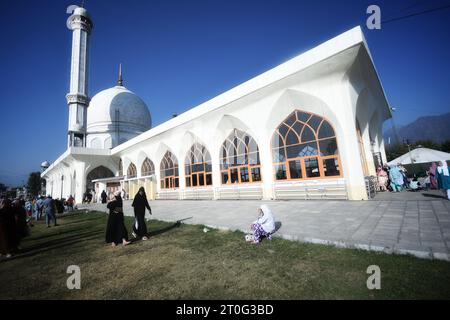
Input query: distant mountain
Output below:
<box><xmin>384</xmin><ymin>112</ymin><xmax>450</xmax><ymax>144</ymax></box>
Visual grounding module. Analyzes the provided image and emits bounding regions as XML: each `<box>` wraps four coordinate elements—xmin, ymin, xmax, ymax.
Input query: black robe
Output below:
<box><xmin>131</xmin><ymin>192</ymin><xmax>151</xmax><ymax>238</ymax></box>
<box><xmin>105</xmin><ymin>197</ymin><xmax>128</xmax><ymax>244</ymax></box>
<box><xmin>13</xmin><ymin>205</ymin><xmax>29</xmax><ymax>241</ymax></box>
<box><xmin>101</xmin><ymin>191</ymin><xmax>107</xmax><ymax>204</ymax></box>
<box><xmin>0</xmin><ymin>206</ymin><xmax>18</xmax><ymax>254</ymax></box>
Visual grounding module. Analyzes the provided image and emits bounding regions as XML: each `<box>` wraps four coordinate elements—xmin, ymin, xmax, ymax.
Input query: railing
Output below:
<box><xmin>365</xmin><ymin>176</ymin><xmax>377</xmax><ymax>199</ymax></box>
<box><xmin>273</xmin><ymin>180</ymin><xmax>347</xmax><ymax>200</ymax></box>
<box><xmin>215</xmin><ymin>185</ymin><xmax>263</xmax><ymax>200</ymax></box>
<box><xmin>182</xmin><ymin>188</ymin><xmax>214</xmax><ymax>200</ymax></box>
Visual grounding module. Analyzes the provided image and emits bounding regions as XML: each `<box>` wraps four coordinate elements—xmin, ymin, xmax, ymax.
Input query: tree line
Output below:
<box><xmin>0</xmin><ymin>172</ymin><xmax>45</xmax><ymax>199</ymax></box>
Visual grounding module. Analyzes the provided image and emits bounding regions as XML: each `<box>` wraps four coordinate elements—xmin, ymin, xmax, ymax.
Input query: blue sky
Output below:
<box><xmin>1</xmin><ymin>0</ymin><xmax>449</xmax><ymax>186</ymax></box>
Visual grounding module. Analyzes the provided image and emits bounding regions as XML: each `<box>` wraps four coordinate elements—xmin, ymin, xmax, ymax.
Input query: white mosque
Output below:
<box><xmin>42</xmin><ymin>6</ymin><xmax>392</xmax><ymax>203</ymax></box>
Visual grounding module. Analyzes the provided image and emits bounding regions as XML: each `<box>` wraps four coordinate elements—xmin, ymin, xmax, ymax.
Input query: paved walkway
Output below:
<box><xmin>80</xmin><ymin>190</ymin><xmax>450</xmax><ymax>261</ymax></box>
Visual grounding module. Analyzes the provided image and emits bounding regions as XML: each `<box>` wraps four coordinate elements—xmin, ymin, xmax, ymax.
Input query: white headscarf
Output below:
<box><xmin>437</xmin><ymin>160</ymin><xmax>449</xmax><ymax>176</ymax></box>
<box><xmin>255</xmin><ymin>204</ymin><xmax>276</xmax><ymax>234</ymax></box>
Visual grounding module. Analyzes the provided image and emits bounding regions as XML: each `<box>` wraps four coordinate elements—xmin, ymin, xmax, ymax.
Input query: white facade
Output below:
<box><xmin>42</xmin><ymin>7</ymin><xmax>392</xmax><ymax>204</ymax></box>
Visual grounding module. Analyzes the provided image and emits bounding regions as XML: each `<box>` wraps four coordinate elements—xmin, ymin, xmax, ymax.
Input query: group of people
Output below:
<box><xmin>376</xmin><ymin>163</ymin><xmax>409</xmax><ymax>192</ymax></box>
<box><xmin>105</xmin><ymin>187</ymin><xmax>152</xmax><ymax>246</ymax></box>
<box><xmin>0</xmin><ymin>195</ymin><xmax>58</xmax><ymax>258</ymax></box>
<box><xmin>104</xmin><ymin>187</ymin><xmax>277</xmax><ymax>247</ymax></box>
<box><xmin>84</xmin><ymin>189</ymin><xmax>128</xmax><ymax>204</ymax></box>
<box><xmin>31</xmin><ymin>195</ymin><xmax>59</xmax><ymax>226</ymax></box>
<box><xmin>376</xmin><ymin>160</ymin><xmax>450</xmax><ymax>200</ymax></box>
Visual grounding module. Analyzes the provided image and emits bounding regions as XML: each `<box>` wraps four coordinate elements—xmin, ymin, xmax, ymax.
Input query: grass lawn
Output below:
<box><xmin>1</xmin><ymin>210</ymin><xmax>450</xmax><ymax>299</ymax></box>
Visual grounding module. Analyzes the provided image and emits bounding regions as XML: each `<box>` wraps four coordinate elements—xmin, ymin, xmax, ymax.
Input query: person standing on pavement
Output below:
<box><xmin>436</xmin><ymin>160</ymin><xmax>450</xmax><ymax>200</ymax></box>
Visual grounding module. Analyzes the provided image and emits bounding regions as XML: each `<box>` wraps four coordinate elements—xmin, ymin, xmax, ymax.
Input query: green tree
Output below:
<box><xmin>413</xmin><ymin>140</ymin><xmax>440</xmax><ymax>150</ymax></box>
<box><xmin>385</xmin><ymin>143</ymin><xmax>408</xmax><ymax>162</ymax></box>
<box><xmin>27</xmin><ymin>172</ymin><xmax>42</xmax><ymax>197</ymax></box>
<box><xmin>440</xmin><ymin>140</ymin><xmax>450</xmax><ymax>153</ymax></box>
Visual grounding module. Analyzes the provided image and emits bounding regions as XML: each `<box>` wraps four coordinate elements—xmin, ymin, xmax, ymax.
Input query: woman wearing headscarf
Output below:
<box><xmin>436</xmin><ymin>160</ymin><xmax>450</xmax><ymax>200</ymax></box>
<box><xmin>247</xmin><ymin>205</ymin><xmax>276</xmax><ymax>244</ymax></box>
<box><xmin>131</xmin><ymin>187</ymin><xmax>152</xmax><ymax>241</ymax></box>
<box><xmin>376</xmin><ymin>166</ymin><xmax>388</xmax><ymax>191</ymax></box>
<box><xmin>429</xmin><ymin>162</ymin><xmax>438</xmax><ymax>189</ymax></box>
<box><xmin>0</xmin><ymin>199</ymin><xmax>18</xmax><ymax>258</ymax></box>
<box><xmin>389</xmin><ymin>165</ymin><xmax>404</xmax><ymax>192</ymax></box>
<box><xmin>105</xmin><ymin>191</ymin><xmax>131</xmax><ymax>247</ymax></box>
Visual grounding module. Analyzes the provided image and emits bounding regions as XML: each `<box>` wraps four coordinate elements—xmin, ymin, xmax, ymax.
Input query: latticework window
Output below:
<box><xmin>220</xmin><ymin>129</ymin><xmax>262</xmax><ymax>184</ymax></box>
<box><xmin>185</xmin><ymin>143</ymin><xmax>212</xmax><ymax>187</ymax></box>
<box><xmin>272</xmin><ymin>110</ymin><xmax>341</xmax><ymax>180</ymax></box>
<box><xmin>160</xmin><ymin>151</ymin><xmax>179</xmax><ymax>189</ymax></box>
<box><xmin>141</xmin><ymin>157</ymin><xmax>155</xmax><ymax>177</ymax></box>
<box><xmin>127</xmin><ymin>163</ymin><xmax>137</xmax><ymax>179</ymax></box>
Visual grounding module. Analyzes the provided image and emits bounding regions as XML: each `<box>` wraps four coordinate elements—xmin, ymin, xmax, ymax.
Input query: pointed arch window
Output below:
<box><xmin>185</xmin><ymin>143</ymin><xmax>213</xmax><ymax>187</ymax></box>
<box><xmin>160</xmin><ymin>151</ymin><xmax>179</xmax><ymax>189</ymax></box>
<box><xmin>272</xmin><ymin>110</ymin><xmax>341</xmax><ymax>180</ymax></box>
<box><xmin>220</xmin><ymin>129</ymin><xmax>262</xmax><ymax>184</ymax></box>
<box><xmin>127</xmin><ymin>163</ymin><xmax>137</xmax><ymax>179</ymax></box>
<box><xmin>141</xmin><ymin>158</ymin><xmax>155</xmax><ymax>177</ymax></box>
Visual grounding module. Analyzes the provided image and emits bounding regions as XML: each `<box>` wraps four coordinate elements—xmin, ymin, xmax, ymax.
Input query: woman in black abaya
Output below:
<box><xmin>105</xmin><ymin>191</ymin><xmax>130</xmax><ymax>247</ymax></box>
<box><xmin>0</xmin><ymin>199</ymin><xmax>18</xmax><ymax>258</ymax></box>
<box><xmin>131</xmin><ymin>187</ymin><xmax>152</xmax><ymax>241</ymax></box>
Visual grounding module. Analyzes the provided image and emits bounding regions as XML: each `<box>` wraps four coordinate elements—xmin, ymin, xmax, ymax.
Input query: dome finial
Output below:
<box><xmin>118</xmin><ymin>63</ymin><xmax>123</xmax><ymax>86</ymax></box>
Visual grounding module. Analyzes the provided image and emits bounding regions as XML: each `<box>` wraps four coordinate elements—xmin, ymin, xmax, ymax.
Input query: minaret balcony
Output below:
<box><xmin>66</xmin><ymin>93</ymin><xmax>90</xmax><ymax>105</ymax></box>
<box><xmin>68</xmin><ymin>15</ymin><xmax>93</xmax><ymax>32</ymax></box>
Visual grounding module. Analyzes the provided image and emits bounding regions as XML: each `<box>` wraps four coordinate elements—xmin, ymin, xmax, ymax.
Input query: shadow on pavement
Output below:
<box><xmin>422</xmin><ymin>193</ymin><xmax>447</xmax><ymax>199</ymax></box>
<box><xmin>274</xmin><ymin>221</ymin><xmax>282</xmax><ymax>232</ymax></box>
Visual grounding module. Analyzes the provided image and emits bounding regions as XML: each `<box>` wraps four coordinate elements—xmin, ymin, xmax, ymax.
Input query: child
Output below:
<box><xmin>246</xmin><ymin>205</ymin><xmax>276</xmax><ymax>244</ymax></box>
<box><xmin>409</xmin><ymin>177</ymin><xmax>420</xmax><ymax>191</ymax></box>
<box><xmin>423</xmin><ymin>172</ymin><xmax>431</xmax><ymax>191</ymax></box>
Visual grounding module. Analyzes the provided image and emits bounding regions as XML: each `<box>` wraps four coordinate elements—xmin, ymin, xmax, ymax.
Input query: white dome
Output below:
<box><xmin>86</xmin><ymin>85</ymin><xmax>151</xmax><ymax>149</ymax></box>
<box><xmin>41</xmin><ymin>161</ymin><xmax>50</xmax><ymax>168</ymax></box>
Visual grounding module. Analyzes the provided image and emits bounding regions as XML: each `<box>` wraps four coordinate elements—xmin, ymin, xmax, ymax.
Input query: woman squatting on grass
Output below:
<box><xmin>246</xmin><ymin>204</ymin><xmax>276</xmax><ymax>244</ymax></box>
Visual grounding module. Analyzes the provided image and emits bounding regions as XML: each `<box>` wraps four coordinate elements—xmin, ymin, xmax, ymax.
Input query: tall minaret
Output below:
<box><xmin>66</xmin><ymin>6</ymin><xmax>93</xmax><ymax>148</ymax></box>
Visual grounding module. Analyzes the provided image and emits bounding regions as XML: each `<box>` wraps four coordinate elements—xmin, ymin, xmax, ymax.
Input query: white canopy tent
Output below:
<box><xmin>387</xmin><ymin>147</ymin><xmax>450</xmax><ymax>166</ymax></box>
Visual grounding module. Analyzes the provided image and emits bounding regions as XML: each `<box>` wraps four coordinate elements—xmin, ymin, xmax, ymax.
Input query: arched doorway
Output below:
<box><xmin>86</xmin><ymin>166</ymin><xmax>115</xmax><ymax>200</ymax></box>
